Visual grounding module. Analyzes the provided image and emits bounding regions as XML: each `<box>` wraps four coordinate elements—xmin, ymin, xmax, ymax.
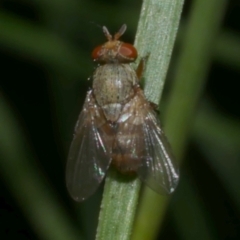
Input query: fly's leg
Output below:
<box><xmin>135</xmin><ymin>55</ymin><xmax>159</xmax><ymax>112</ymax></box>
<box><xmin>135</xmin><ymin>54</ymin><xmax>150</xmax><ymax>80</ymax></box>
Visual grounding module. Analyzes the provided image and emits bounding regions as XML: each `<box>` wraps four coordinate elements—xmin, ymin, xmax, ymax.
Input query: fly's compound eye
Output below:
<box><xmin>92</xmin><ymin>42</ymin><xmax>138</xmax><ymax>63</ymax></box>
<box><xmin>118</xmin><ymin>43</ymin><xmax>138</xmax><ymax>62</ymax></box>
<box><xmin>92</xmin><ymin>45</ymin><xmax>103</xmax><ymax>61</ymax></box>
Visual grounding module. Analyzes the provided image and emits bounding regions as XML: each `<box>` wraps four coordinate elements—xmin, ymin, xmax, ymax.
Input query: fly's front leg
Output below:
<box><xmin>135</xmin><ymin>55</ymin><xmax>159</xmax><ymax>112</ymax></box>
<box><xmin>135</xmin><ymin>55</ymin><xmax>149</xmax><ymax>80</ymax></box>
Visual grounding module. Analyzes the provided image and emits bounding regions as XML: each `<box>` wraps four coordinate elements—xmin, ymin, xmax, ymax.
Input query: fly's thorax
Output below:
<box><xmin>92</xmin><ymin>63</ymin><xmax>138</xmax><ymax>122</ymax></box>
<box><xmin>92</xmin><ymin>63</ymin><xmax>138</xmax><ymax>105</ymax></box>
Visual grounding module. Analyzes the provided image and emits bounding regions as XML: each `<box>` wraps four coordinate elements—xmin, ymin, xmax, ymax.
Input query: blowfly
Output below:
<box><xmin>66</xmin><ymin>24</ymin><xmax>179</xmax><ymax>201</ymax></box>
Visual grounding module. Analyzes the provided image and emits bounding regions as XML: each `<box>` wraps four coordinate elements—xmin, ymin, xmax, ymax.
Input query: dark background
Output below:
<box><xmin>0</xmin><ymin>0</ymin><xmax>240</xmax><ymax>239</ymax></box>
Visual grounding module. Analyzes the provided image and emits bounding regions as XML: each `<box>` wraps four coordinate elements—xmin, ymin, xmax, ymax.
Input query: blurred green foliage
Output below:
<box><xmin>0</xmin><ymin>0</ymin><xmax>240</xmax><ymax>240</ymax></box>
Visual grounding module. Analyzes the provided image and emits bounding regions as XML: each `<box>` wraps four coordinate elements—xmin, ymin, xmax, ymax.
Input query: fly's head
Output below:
<box><xmin>92</xmin><ymin>24</ymin><xmax>138</xmax><ymax>64</ymax></box>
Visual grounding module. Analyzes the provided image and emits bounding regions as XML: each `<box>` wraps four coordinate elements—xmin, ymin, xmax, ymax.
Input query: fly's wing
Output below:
<box><xmin>115</xmin><ymin>88</ymin><xmax>179</xmax><ymax>194</ymax></box>
<box><xmin>66</xmin><ymin>91</ymin><xmax>113</xmax><ymax>201</ymax></box>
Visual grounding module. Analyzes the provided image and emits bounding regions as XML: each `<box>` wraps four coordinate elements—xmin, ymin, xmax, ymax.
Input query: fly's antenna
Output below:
<box><xmin>114</xmin><ymin>24</ymin><xmax>127</xmax><ymax>40</ymax></box>
<box><xmin>103</xmin><ymin>26</ymin><xmax>112</xmax><ymax>41</ymax></box>
<box><xmin>102</xmin><ymin>24</ymin><xmax>127</xmax><ymax>41</ymax></box>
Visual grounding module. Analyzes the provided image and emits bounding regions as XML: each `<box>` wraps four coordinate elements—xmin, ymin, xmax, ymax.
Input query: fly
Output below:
<box><xmin>66</xmin><ymin>24</ymin><xmax>179</xmax><ymax>201</ymax></box>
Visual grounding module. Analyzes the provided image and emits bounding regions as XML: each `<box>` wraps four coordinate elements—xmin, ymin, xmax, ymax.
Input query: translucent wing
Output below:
<box><xmin>114</xmin><ymin>88</ymin><xmax>179</xmax><ymax>194</ymax></box>
<box><xmin>66</xmin><ymin>91</ymin><xmax>113</xmax><ymax>201</ymax></box>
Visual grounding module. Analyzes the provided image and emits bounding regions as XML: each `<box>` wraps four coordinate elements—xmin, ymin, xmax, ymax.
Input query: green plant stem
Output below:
<box><xmin>96</xmin><ymin>0</ymin><xmax>184</xmax><ymax>239</ymax></box>
<box><xmin>132</xmin><ymin>0</ymin><xmax>227</xmax><ymax>239</ymax></box>
<box><xmin>164</xmin><ymin>0</ymin><xmax>227</xmax><ymax>159</ymax></box>
<box><xmin>0</xmin><ymin>93</ymin><xmax>82</xmax><ymax>240</ymax></box>
<box><xmin>96</xmin><ymin>169</ymin><xmax>141</xmax><ymax>240</ymax></box>
<box><xmin>214</xmin><ymin>31</ymin><xmax>240</xmax><ymax>70</ymax></box>
<box><xmin>134</xmin><ymin>0</ymin><xmax>185</xmax><ymax>105</ymax></box>
<box><xmin>193</xmin><ymin>101</ymin><xmax>240</xmax><ymax>211</ymax></box>
<box><xmin>171</xmin><ymin>173</ymin><xmax>218</xmax><ymax>240</ymax></box>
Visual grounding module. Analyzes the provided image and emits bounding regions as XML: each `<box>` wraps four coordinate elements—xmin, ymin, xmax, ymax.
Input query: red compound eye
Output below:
<box><xmin>92</xmin><ymin>42</ymin><xmax>138</xmax><ymax>63</ymax></box>
<box><xmin>92</xmin><ymin>45</ymin><xmax>103</xmax><ymax>60</ymax></box>
<box><xmin>118</xmin><ymin>43</ymin><xmax>138</xmax><ymax>60</ymax></box>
